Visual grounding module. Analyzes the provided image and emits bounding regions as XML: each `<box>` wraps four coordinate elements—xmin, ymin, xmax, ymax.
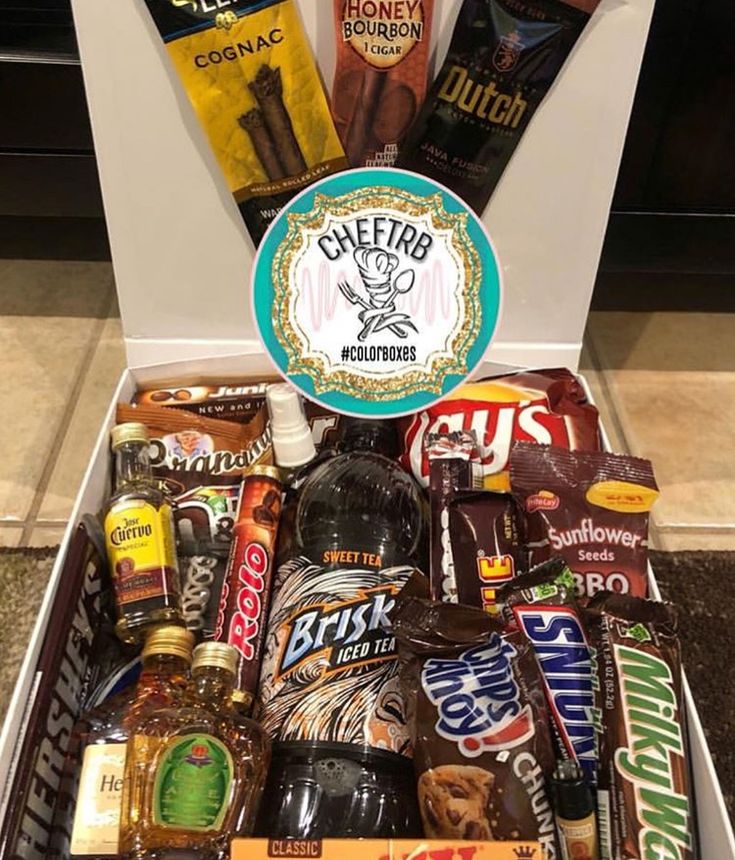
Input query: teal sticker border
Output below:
<box><xmin>252</xmin><ymin>168</ymin><xmax>502</xmax><ymax>418</ymax></box>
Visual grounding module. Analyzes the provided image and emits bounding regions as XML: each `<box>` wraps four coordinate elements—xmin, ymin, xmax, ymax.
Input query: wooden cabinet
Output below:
<box><xmin>614</xmin><ymin>0</ymin><xmax>735</xmax><ymax>213</ymax></box>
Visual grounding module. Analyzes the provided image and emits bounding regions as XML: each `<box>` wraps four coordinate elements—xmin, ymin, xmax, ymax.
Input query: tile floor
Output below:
<box><xmin>1</xmin><ymin>258</ymin><xmax>734</xmax><ymax>552</ymax></box>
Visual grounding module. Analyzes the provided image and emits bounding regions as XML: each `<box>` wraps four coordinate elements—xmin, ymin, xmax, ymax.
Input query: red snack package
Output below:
<box><xmin>510</xmin><ymin>443</ymin><xmax>659</xmax><ymax>600</ymax></box>
<box><xmin>400</xmin><ymin>368</ymin><xmax>600</xmax><ymax>493</ymax></box>
<box><xmin>392</xmin><ymin>578</ymin><xmax>559</xmax><ymax>855</ymax></box>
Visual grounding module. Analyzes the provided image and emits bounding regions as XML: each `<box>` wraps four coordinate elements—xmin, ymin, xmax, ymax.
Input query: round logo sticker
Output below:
<box><xmin>252</xmin><ymin>168</ymin><xmax>502</xmax><ymax>417</ymax></box>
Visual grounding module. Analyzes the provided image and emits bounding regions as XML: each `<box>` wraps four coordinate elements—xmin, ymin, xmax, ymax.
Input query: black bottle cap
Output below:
<box><xmin>337</xmin><ymin>417</ymin><xmax>399</xmax><ymax>458</ymax></box>
<box><xmin>551</xmin><ymin>760</ymin><xmax>594</xmax><ymax>820</ymax></box>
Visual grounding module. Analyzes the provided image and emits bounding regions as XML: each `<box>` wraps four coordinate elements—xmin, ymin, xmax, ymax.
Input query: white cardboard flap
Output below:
<box><xmin>71</xmin><ymin>0</ymin><xmax>654</xmax><ymax>370</ymax></box>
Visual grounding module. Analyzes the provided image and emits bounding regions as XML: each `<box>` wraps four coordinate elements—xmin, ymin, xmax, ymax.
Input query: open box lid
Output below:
<box><xmin>70</xmin><ymin>0</ymin><xmax>656</xmax><ymax>372</ymax></box>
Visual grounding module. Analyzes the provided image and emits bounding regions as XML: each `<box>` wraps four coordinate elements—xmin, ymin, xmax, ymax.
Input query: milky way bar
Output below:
<box><xmin>587</xmin><ymin>593</ymin><xmax>698</xmax><ymax>860</ymax></box>
<box><xmin>498</xmin><ymin>559</ymin><xmax>599</xmax><ymax>786</ymax></box>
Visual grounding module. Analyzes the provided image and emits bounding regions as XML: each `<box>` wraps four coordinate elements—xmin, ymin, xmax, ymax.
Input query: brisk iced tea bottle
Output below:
<box><xmin>255</xmin><ymin>418</ymin><xmax>427</xmax><ymax>838</ymax></box>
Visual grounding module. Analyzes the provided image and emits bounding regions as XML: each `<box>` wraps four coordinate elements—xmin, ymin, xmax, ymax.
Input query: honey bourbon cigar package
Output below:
<box><xmin>396</xmin><ymin>0</ymin><xmax>601</xmax><ymax>214</ymax></box>
<box><xmin>586</xmin><ymin>593</ymin><xmax>698</xmax><ymax>860</ymax></box>
<box><xmin>498</xmin><ymin>559</ymin><xmax>599</xmax><ymax>787</ymax></box>
<box><xmin>332</xmin><ymin>0</ymin><xmax>434</xmax><ymax>167</ymax></box>
<box><xmin>510</xmin><ymin>443</ymin><xmax>659</xmax><ymax>600</ymax></box>
<box><xmin>143</xmin><ymin>1</ymin><xmax>347</xmax><ymax>244</ymax></box>
<box><xmin>392</xmin><ymin>579</ymin><xmax>559</xmax><ymax>856</ymax></box>
<box><xmin>401</xmin><ymin>368</ymin><xmax>600</xmax><ymax>492</ymax></box>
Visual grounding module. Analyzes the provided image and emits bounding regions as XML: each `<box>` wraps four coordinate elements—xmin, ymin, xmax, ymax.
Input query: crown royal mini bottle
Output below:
<box><xmin>51</xmin><ymin>626</ymin><xmax>195</xmax><ymax>859</ymax></box>
<box><xmin>120</xmin><ymin>642</ymin><xmax>271</xmax><ymax>859</ymax></box>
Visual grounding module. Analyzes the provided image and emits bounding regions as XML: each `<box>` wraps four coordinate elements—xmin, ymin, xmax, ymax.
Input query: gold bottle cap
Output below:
<box><xmin>142</xmin><ymin>626</ymin><xmax>195</xmax><ymax>662</ymax></box>
<box><xmin>192</xmin><ymin>642</ymin><xmax>238</xmax><ymax>676</ymax></box>
<box><xmin>244</xmin><ymin>463</ymin><xmax>282</xmax><ymax>482</ymax></box>
<box><xmin>111</xmin><ymin>422</ymin><xmax>149</xmax><ymax>449</ymax></box>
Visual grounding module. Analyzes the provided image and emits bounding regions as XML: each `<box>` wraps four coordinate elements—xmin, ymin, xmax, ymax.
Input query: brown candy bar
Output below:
<box><xmin>392</xmin><ymin>577</ymin><xmax>559</xmax><ymax>857</ymax></box>
<box><xmin>134</xmin><ymin>382</ymin><xmax>341</xmax><ymax>449</ymax></box>
<box><xmin>510</xmin><ymin>443</ymin><xmax>659</xmax><ymax>600</ymax></box>
<box><xmin>586</xmin><ymin>592</ymin><xmax>698</xmax><ymax>860</ymax></box>
<box><xmin>116</xmin><ymin>402</ymin><xmax>272</xmax><ymax>495</ymax></box>
<box><xmin>216</xmin><ymin>466</ymin><xmax>283</xmax><ymax>712</ymax></box>
<box><xmin>498</xmin><ymin>559</ymin><xmax>599</xmax><ymax>786</ymax></box>
<box><xmin>426</xmin><ymin>431</ymin><xmax>481</xmax><ymax>602</ymax></box>
<box><xmin>449</xmin><ymin>490</ymin><xmax>524</xmax><ymax>614</ymax></box>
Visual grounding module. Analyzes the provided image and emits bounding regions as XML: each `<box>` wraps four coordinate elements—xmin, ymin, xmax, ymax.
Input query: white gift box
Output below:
<box><xmin>2</xmin><ymin>1</ymin><xmax>731</xmax><ymax>856</ymax></box>
<box><xmin>0</xmin><ymin>356</ymin><xmax>732</xmax><ymax>858</ymax></box>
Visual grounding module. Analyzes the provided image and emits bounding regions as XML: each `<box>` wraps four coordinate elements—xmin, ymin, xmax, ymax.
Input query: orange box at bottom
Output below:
<box><xmin>231</xmin><ymin>839</ymin><xmax>543</xmax><ymax>860</ymax></box>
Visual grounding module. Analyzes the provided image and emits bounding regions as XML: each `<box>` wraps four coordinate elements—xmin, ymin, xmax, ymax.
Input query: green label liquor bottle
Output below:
<box><xmin>49</xmin><ymin>627</ymin><xmax>195</xmax><ymax>859</ymax></box>
<box><xmin>120</xmin><ymin>643</ymin><xmax>271</xmax><ymax>859</ymax></box>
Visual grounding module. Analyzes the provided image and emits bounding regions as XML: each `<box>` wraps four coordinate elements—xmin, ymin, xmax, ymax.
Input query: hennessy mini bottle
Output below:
<box><xmin>50</xmin><ymin>626</ymin><xmax>195</xmax><ymax>859</ymax></box>
<box><xmin>104</xmin><ymin>422</ymin><xmax>184</xmax><ymax>642</ymax></box>
<box><xmin>120</xmin><ymin>642</ymin><xmax>271</xmax><ymax>859</ymax></box>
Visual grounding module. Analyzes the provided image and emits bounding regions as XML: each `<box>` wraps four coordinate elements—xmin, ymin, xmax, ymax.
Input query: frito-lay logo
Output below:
<box><xmin>341</xmin><ymin>0</ymin><xmax>427</xmax><ymax>70</ymax></box>
<box><xmin>493</xmin><ymin>30</ymin><xmax>523</xmax><ymax>72</ymax></box>
<box><xmin>526</xmin><ymin>490</ymin><xmax>559</xmax><ymax>513</ymax></box>
<box><xmin>276</xmin><ymin>584</ymin><xmax>399</xmax><ymax>679</ymax></box>
<box><xmin>422</xmin><ymin>636</ymin><xmax>534</xmax><ymax>757</ymax></box>
<box><xmin>514</xmin><ymin>606</ymin><xmax>598</xmax><ymax>784</ymax></box>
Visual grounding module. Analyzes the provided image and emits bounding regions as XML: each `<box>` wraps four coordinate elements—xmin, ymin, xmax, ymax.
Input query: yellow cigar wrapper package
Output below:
<box><xmin>232</xmin><ymin>839</ymin><xmax>543</xmax><ymax>860</ymax></box>
<box><xmin>144</xmin><ymin>0</ymin><xmax>347</xmax><ymax>245</ymax></box>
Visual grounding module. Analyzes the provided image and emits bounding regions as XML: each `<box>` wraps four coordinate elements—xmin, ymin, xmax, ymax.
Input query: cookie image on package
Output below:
<box><xmin>418</xmin><ymin>765</ymin><xmax>494</xmax><ymax>840</ymax></box>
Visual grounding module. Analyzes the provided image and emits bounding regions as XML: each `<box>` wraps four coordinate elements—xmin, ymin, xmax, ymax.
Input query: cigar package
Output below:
<box><xmin>143</xmin><ymin>1</ymin><xmax>348</xmax><ymax>245</ymax></box>
<box><xmin>332</xmin><ymin>0</ymin><xmax>434</xmax><ymax>168</ymax></box>
<box><xmin>397</xmin><ymin>0</ymin><xmax>601</xmax><ymax>215</ymax></box>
